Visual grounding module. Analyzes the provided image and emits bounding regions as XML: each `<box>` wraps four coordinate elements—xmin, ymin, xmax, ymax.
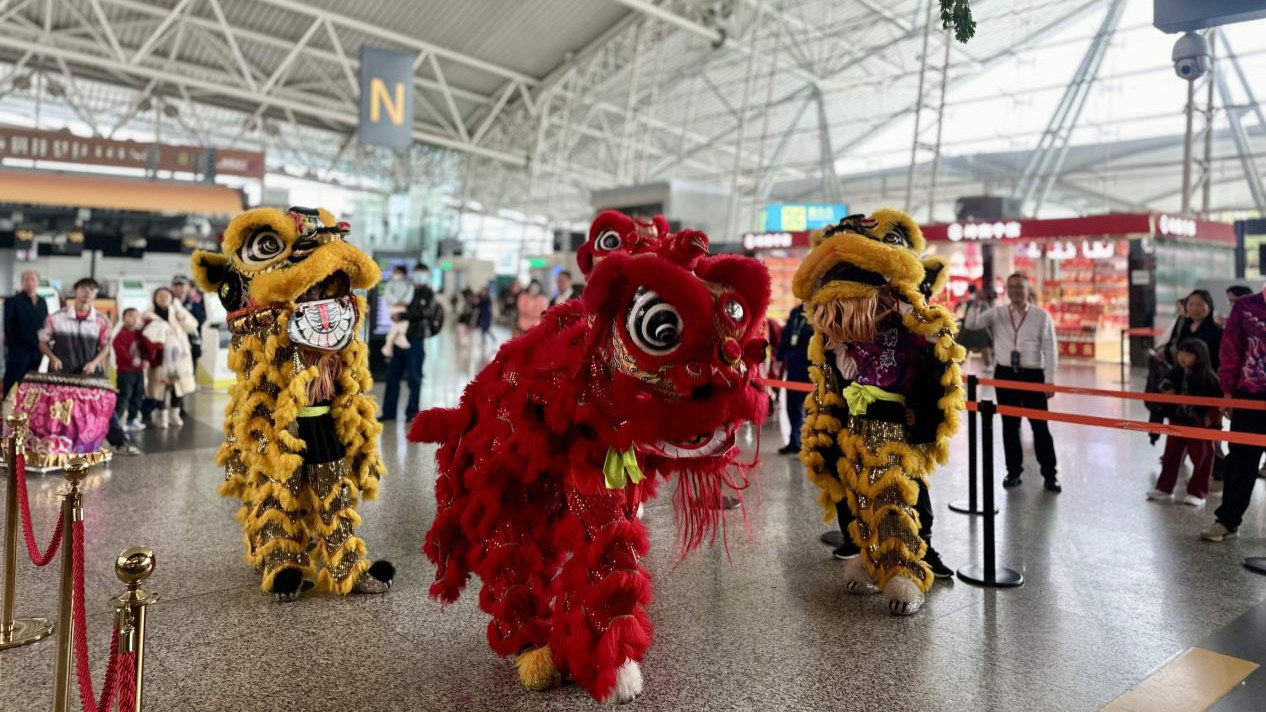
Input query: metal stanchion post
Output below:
<box><xmin>1</xmin><ymin>413</ymin><xmax>53</xmax><ymax>649</ymax></box>
<box><xmin>951</xmin><ymin>376</ymin><xmax>996</xmax><ymax>515</ymax></box>
<box><xmin>956</xmin><ymin>400</ymin><xmax>1023</xmax><ymax>588</ymax></box>
<box><xmin>1119</xmin><ymin>328</ymin><xmax>1128</xmax><ymax>385</ymax></box>
<box><xmin>114</xmin><ymin>547</ymin><xmax>157</xmax><ymax>712</ymax></box>
<box><xmin>50</xmin><ymin>459</ymin><xmax>87</xmax><ymax>712</ymax></box>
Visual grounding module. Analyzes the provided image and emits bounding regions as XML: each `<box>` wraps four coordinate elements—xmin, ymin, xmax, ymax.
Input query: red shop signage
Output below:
<box><xmin>741</xmin><ymin>231</ymin><xmax>813</xmax><ymax>250</ymax></box>
<box><xmin>922</xmin><ymin>213</ymin><xmax>1234</xmax><ymax>245</ymax></box>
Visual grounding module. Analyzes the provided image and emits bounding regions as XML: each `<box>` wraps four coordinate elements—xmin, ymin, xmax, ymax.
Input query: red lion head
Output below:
<box><xmin>577</xmin><ymin>210</ymin><xmax>671</xmax><ymax>277</ymax></box>
<box><xmin>581</xmin><ymin>227</ymin><xmax>770</xmax><ymax>471</ymax></box>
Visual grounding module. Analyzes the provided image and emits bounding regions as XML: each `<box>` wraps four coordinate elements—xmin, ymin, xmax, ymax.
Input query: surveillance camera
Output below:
<box><xmin>1172</xmin><ymin>31</ymin><xmax>1211</xmax><ymax>81</ymax></box>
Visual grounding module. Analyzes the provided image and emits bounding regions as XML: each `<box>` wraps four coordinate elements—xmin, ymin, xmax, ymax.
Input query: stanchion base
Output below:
<box><xmin>0</xmin><ymin>617</ymin><xmax>54</xmax><ymax>650</ymax></box>
<box><xmin>1244</xmin><ymin>557</ymin><xmax>1266</xmax><ymax>576</ymax></box>
<box><xmin>956</xmin><ymin>564</ymin><xmax>1024</xmax><ymax>588</ymax></box>
<box><xmin>948</xmin><ymin>499</ymin><xmax>999</xmax><ymax>515</ymax></box>
<box><xmin>820</xmin><ymin>530</ymin><xmax>845</xmax><ymax>547</ymax></box>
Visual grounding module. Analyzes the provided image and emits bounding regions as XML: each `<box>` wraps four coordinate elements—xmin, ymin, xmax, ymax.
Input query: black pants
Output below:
<box><xmin>994</xmin><ymin>366</ymin><xmax>1058</xmax><ymax>481</ymax></box>
<box><xmin>115</xmin><ymin>371</ymin><xmax>144</xmax><ymax>420</ymax></box>
<box><xmin>1215</xmin><ymin>397</ymin><xmax>1266</xmax><ymax>531</ymax></box>
<box><xmin>785</xmin><ymin>390</ymin><xmax>806</xmax><ymax>449</ymax></box>
<box><xmin>382</xmin><ymin>338</ymin><xmax>425</xmax><ymax>420</ymax></box>
<box><xmin>106</xmin><ymin>414</ymin><xmax>129</xmax><ymax>448</ymax></box>
<box><xmin>3</xmin><ymin>344</ymin><xmax>40</xmax><ymax>397</ymax></box>
<box><xmin>837</xmin><ymin>479</ymin><xmax>935</xmax><ymax>542</ymax></box>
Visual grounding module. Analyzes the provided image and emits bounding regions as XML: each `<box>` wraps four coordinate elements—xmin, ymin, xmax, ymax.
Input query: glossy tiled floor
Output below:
<box><xmin>2</xmin><ymin>333</ymin><xmax>1266</xmax><ymax>711</ymax></box>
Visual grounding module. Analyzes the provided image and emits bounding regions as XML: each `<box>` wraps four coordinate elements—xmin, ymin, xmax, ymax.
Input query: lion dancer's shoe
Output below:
<box><xmin>842</xmin><ymin>556</ymin><xmax>880</xmax><ymax>595</ymax></box>
<box><xmin>352</xmin><ymin>561</ymin><xmax>395</xmax><ymax>594</ymax></box>
<box><xmin>515</xmin><ymin>646</ymin><xmax>561</xmax><ymax>691</ymax></box>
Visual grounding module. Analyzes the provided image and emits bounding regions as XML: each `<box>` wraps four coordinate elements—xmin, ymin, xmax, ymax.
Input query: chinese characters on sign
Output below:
<box><xmin>0</xmin><ymin>127</ymin><xmax>265</xmax><ymax>179</ymax></box>
<box><xmin>759</xmin><ymin>202</ymin><xmax>848</xmax><ymax>232</ymax></box>
<box><xmin>947</xmin><ymin>220</ymin><xmax>1023</xmax><ymax>242</ymax></box>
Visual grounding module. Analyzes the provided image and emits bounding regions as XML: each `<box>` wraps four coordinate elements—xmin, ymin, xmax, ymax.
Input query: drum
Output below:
<box><xmin>9</xmin><ymin>373</ymin><xmax>117</xmax><ymax>467</ymax></box>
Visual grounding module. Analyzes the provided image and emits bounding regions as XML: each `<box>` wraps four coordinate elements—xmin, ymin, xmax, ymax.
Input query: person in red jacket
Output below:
<box><xmin>112</xmin><ymin>308</ymin><xmax>152</xmax><ymax>431</ymax></box>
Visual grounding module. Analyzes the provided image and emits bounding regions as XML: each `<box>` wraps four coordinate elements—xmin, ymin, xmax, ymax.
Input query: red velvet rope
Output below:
<box><xmin>71</xmin><ymin>520</ymin><xmax>133</xmax><ymax>712</ymax></box>
<box><xmin>13</xmin><ymin>452</ymin><xmax>63</xmax><ymax>566</ymax></box>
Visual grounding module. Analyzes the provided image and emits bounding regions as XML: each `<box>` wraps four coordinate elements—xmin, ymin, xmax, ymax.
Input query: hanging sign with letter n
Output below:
<box><xmin>359</xmin><ymin>46</ymin><xmax>415</xmax><ymax>151</ymax></box>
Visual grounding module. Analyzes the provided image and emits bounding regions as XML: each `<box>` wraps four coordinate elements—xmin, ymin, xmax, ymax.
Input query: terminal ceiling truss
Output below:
<box><xmin>0</xmin><ymin>0</ymin><xmax>1263</xmax><ymax>227</ymax></box>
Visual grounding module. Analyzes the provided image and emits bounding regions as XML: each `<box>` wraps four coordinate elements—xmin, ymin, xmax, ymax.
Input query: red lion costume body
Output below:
<box><xmin>408</xmin><ymin>212</ymin><xmax>769</xmax><ymax>703</ymax></box>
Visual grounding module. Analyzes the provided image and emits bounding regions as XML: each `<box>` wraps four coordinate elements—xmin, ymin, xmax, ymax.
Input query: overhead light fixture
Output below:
<box><xmin>138</xmin><ymin>98</ymin><xmax>152</xmax><ymax>112</ymax></box>
<box><xmin>162</xmin><ymin>103</ymin><xmax>179</xmax><ymax>118</ymax></box>
<box><xmin>11</xmin><ymin>73</ymin><xmax>31</xmax><ymax>90</ymax></box>
<box><xmin>46</xmin><ymin>80</ymin><xmax>64</xmax><ymax>97</ymax></box>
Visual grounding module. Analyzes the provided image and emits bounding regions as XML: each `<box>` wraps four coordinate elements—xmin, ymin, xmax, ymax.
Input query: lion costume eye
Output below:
<box><xmin>239</xmin><ymin>230</ymin><xmax>286</xmax><ymax>267</ymax></box>
<box><xmin>627</xmin><ymin>288</ymin><xmax>682</xmax><ymax>356</ymax></box>
<box><xmin>882</xmin><ymin>229</ymin><xmax>910</xmax><ymax>248</ymax></box>
<box><xmin>596</xmin><ymin>230</ymin><xmax>622</xmax><ymax>252</ymax></box>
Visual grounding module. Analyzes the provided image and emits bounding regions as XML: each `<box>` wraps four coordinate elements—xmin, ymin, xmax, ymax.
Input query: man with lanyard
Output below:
<box><xmin>965</xmin><ymin>272</ymin><xmax>1060</xmax><ymax>492</ymax></box>
<box><xmin>4</xmin><ymin>270</ymin><xmax>48</xmax><ymax>396</ymax></box>
<box><xmin>38</xmin><ymin>278</ymin><xmax>141</xmax><ymax>456</ymax></box>
<box><xmin>776</xmin><ymin>302</ymin><xmax>813</xmax><ymax>455</ymax></box>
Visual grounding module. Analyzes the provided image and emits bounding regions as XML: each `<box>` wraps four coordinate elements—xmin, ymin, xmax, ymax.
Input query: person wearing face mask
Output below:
<box><xmin>380</xmin><ymin>265</ymin><xmax>415</xmax><ymax>359</ymax></box>
<box><xmin>382</xmin><ymin>263</ymin><xmax>440</xmax><ymax>421</ymax></box>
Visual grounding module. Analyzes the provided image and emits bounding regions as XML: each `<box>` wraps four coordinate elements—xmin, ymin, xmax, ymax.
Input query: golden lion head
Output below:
<box><xmin>191</xmin><ymin>206</ymin><xmax>380</xmax><ymax>319</ymax></box>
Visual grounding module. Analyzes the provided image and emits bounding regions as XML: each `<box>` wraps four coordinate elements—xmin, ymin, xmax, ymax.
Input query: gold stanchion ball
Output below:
<box><xmin>6</xmin><ymin>411</ymin><xmax>28</xmax><ymax>428</ymax></box>
<box><xmin>115</xmin><ymin>547</ymin><xmax>156</xmax><ymax>586</ymax></box>
<box><xmin>63</xmin><ymin>457</ymin><xmax>89</xmax><ymax>485</ymax></box>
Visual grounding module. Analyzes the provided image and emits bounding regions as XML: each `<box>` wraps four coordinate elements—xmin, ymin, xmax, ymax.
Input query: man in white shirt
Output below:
<box><xmin>550</xmin><ymin>270</ymin><xmax>582</xmax><ymax>307</ymax></box>
<box><xmin>965</xmin><ymin>273</ymin><xmax>1061</xmax><ymax>493</ymax></box>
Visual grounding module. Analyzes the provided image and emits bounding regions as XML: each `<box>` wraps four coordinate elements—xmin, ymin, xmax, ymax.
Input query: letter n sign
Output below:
<box><xmin>359</xmin><ymin>46</ymin><xmax>415</xmax><ymax>150</ymax></box>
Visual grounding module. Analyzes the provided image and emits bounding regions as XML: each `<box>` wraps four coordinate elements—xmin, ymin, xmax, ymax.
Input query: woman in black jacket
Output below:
<box><xmin>1177</xmin><ymin>290</ymin><xmax>1222</xmax><ymax>369</ymax></box>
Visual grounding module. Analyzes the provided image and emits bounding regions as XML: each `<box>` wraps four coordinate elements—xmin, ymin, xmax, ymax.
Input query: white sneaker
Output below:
<box><xmin>169</xmin><ymin>410</ymin><xmax>184</xmax><ymax>427</ymax></box>
<box><xmin>155</xmin><ymin>410</ymin><xmax>170</xmax><ymax>429</ymax></box>
<box><xmin>1146</xmin><ymin>488</ymin><xmax>1173</xmax><ymax>502</ymax></box>
<box><xmin>1200</xmin><ymin>521</ymin><xmax>1238</xmax><ymax>542</ymax></box>
<box><xmin>1182</xmin><ymin>494</ymin><xmax>1206</xmax><ymax>508</ymax></box>
<box><xmin>126</xmin><ymin>419</ymin><xmax>146</xmax><ymax>431</ymax></box>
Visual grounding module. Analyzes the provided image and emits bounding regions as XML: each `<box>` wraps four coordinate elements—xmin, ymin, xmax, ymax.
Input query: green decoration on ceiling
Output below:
<box><xmin>940</xmin><ymin>0</ymin><xmax>976</xmax><ymax>43</ymax></box>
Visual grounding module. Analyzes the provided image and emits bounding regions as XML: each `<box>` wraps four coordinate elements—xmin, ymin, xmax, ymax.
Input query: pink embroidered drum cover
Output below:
<box><xmin>11</xmin><ymin>374</ymin><xmax>116</xmax><ymax>466</ymax></box>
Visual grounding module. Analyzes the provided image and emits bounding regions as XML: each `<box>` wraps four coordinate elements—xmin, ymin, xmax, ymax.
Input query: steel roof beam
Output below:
<box><xmin>95</xmin><ymin>0</ymin><xmax>494</xmax><ymax>106</ymax></box>
<box><xmin>0</xmin><ymin>34</ymin><xmax>529</xmax><ymax>166</ymax></box>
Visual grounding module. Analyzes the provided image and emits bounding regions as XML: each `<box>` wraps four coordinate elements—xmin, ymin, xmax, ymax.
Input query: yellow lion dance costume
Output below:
<box><xmin>192</xmin><ymin>206</ymin><xmax>394</xmax><ymax>601</ymax></box>
<box><xmin>794</xmin><ymin>209</ymin><xmax>964</xmax><ymax>615</ymax></box>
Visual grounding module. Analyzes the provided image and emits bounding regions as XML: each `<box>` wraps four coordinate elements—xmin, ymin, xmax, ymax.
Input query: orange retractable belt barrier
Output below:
<box><xmin>759</xmin><ymin>376</ymin><xmax>1266</xmax><ymax>411</ymax></box>
<box><xmin>966</xmin><ymin>402</ymin><xmax>1266</xmax><ymax>446</ymax></box>
<box><xmin>759</xmin><ymin>377</ymin><xmax>815</xmax><ymax>393</ymax></box>
<box><xmin>759</xmin><ymin>376</ymin><xmax>1266</xmax><ymax>445</ymax></box>
<box><xmin>978</xmin><ymin>378</ymin><xmax>1266</xmax><ymax>411</ymax></box>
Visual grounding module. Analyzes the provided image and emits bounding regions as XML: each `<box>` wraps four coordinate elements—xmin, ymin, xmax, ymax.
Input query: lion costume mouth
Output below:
<box><xmin>639</xmin><ymin>425</ymin><xmax>738</xmax><ymax>460</ymax></box>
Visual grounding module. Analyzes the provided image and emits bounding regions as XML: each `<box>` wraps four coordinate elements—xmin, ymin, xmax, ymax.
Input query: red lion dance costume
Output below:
<box><xmin>408</xmin><ymin>210</ymin><xmax>769</xmax><ymax>703</ymax></box>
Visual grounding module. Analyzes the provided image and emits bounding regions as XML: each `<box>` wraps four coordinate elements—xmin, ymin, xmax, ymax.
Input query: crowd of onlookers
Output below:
<box><xmin>3</xmin><ymin>270</ymin><xmax>207</xmax><ymax>457</ymax></box>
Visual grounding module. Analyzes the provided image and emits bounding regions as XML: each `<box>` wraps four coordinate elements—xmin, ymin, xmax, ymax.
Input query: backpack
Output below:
<box><xmin>423</xmin><ymin>300</ymin><xmax>445</xmax><ymax>338</ymax></box>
